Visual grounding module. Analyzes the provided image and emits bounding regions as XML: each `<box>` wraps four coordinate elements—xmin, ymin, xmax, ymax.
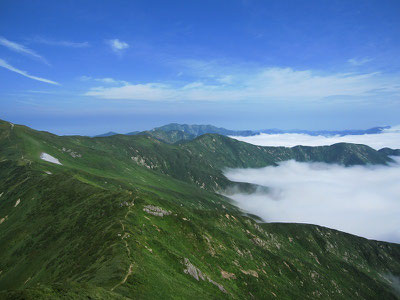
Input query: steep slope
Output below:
<box><xmin>0</xmin><ymin>119</ymin><xmax>400</xmax><ymax>299</ymax></box>
<box><xmin>0</xmin><ymin>119</ymin><xmax>394</xmax><ymax>192</ymax></box>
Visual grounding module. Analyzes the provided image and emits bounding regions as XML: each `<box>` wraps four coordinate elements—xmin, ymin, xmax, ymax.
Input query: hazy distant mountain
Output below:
<box><xmin>125</xmin><ymin>131</ymin><xmax>141</xmax><ymax>136</ymax></box>
<box><xmin>379</xmin><ymin>147</ymin><xmax>400</xmax><ymax>156</ymax></box>
<box><xmin>95</xmin><ymin>131</ymin><xmax>120</xmax><ymax>137</ymax></box>
<box><xmin>95</xmin><ymin>124</ymin><xmax>391</xmax><ymax>142</ymax></box>
<box><xmin>153</xmin><ymin>123</ymin><xmax>255</xmax><ymax>136</ymax></box>
<box><xmin>266</xmin><ymin>126</ymin><xmax>390</xmax><ymax>136</ymax></box>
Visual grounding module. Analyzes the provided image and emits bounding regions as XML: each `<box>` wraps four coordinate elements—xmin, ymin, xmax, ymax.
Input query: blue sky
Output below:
<box><xmin>1</xmin><ymin>0</ymin><xmax>400</xmax><ymax>135</ymax></box>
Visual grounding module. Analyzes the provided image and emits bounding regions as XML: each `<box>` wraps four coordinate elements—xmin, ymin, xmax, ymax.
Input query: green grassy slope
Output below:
<box><xmin>153</xmin><ymin>123</ymin><xmax>254</xmax><ymax>136</ymax></box>
<box><xmin>1</xmin><ymin>120</ymin><xmax>393</xmax><ymax>194</ymax></box>
<box><xmin>140</xmin><ymin>129</ymin><xmax>196</xmax><ymax>144</ymax></box>
<box><xmin>0</xmin><ymin>119</ymin><xmax>399</xmax><ymax>299</ymax></box>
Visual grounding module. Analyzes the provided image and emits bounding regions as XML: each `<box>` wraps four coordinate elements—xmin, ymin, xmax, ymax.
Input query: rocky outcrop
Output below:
<box><xmin>240</xmin><ymin>269</ymin><xmax>259</xmax><ymax>278</ymax></box>
<box><xmin>143</xmin><ymin>205</ymin><xmax>171</xmax><ymax>217</ymax></box>
<box><xmin>220</xmin><ymin>269</ymin><xmax>236</xmax><ymax>280</ymax></box>
<box><xmin>183</xmin><ymin>258</ymin><xmax>227</xmax><ymax>293</ymax></box>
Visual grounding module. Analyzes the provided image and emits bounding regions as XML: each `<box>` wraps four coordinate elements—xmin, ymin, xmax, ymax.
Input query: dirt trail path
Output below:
<box><xmin>111</xmin><ymin>208</ymin><xmax>134</xmax><ymax>291</ymax></box>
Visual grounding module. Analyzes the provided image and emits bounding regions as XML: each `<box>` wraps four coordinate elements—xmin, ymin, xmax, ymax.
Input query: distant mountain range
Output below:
<box><xmin>95</xmin><ymin>123</ymin><xmax>391</xmax><ymax>144</ymax></box>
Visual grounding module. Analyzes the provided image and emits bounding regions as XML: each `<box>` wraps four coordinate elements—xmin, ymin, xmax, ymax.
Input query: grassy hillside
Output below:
<box><xmin>0</xmin><ymin>119</ymin><xmax>399</xmax><ymax>299</ymax></box>
<box><xmin>153</xmin><ymin>123</ymin><xmax>255</xmax><ymax>137</ymax></box>
<box><xmin>139</xmin><ymin>129</ymin><xmax>196</xmax><ymax>144</ymax></box>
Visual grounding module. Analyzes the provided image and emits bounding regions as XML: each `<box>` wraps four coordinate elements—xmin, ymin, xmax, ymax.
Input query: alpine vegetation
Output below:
<box><xmin>1</xmin><ymin>119</ymin><xmax>400</xmax><ymax>298</ymax></box>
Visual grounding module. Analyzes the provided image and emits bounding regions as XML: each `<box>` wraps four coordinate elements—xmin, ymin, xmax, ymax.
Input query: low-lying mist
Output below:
<box><xmin>230</xmin><ymin>126</ymin><xmax>400</xmax><ymax>150</ymax></box>
<box><xmin>224</xmin><ymin>157</ymin><xmax>400</xmax><ymax>243</ymax></box>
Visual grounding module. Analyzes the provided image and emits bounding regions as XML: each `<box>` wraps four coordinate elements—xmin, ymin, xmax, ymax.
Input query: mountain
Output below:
<box><xmin>95</xmin><ymin>131</ymin><xmax>120</xmax><ymax>137</ymax></box>
<box><xmin>0</xmin><ymin>119</ymin><xmax>400</xmax><ymax>299</ymax></box>
<box><xmin>138</xmin><ymin>129</ymin><xmax>196</xmax><ymax>144</ymax></box>
<box><xmin>379</xmin><ymin>147</ymin><xmax>400</xmax><ymax>157</ymax></box>
<box><xmin>95</xmin><ymin>124</ymin><xmax>391</xmax><ymax>144</ymax></box>
<box><xmin>153</xmin><ymin>123</ymin><xmax>255</xmax><ymax>137</ymax></box>
<box><xmin>268</xmin><ymin>126</ymin><xmax>390</xmax><ymax>136</ymax></box>
<box><xmin>125</xmin><ymin>131</ymin><xmax>141</xmax><ymax>136</ymax></box>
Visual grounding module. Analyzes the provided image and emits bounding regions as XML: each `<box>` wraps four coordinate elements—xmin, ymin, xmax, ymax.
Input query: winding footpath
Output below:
<box><xmin>111</xmin><ymin>207</ymin><xmax>134</xmax><ymax>291</ymax></box>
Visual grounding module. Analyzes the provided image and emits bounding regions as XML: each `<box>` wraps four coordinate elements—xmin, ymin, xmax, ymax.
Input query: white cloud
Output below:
<box><xmin>78</xmin><ymin>75</ymin><xmax>92</xmax><ymax>81</ymax></box>
<box><xmin>217</xmin><ymin>75</ymin><xmax>234</xmax><ymax>84</ymax></box>
<box><xmin>348</xmin><ymin>57</ymin><xmax>373</xmax><ymax>66</ymax></box>
<box><xmin>0</xmin><ymin>36</ymin><xmax>48</xmax><ymax>64</ymax></box>
<box><xmin>107</xmin><ymin>39</ymin><xmax>129</xmax><ymax>53</ymax></box>
<box><xmin>85</xmin><ymin>83</ymin><xmax>176</xmax><ymax>101</ymax></box>
<box><xmin>0</xmin><ymin>58</ymin><xmax>59</xmax><ymax>85</ymax></box>
<box><xmin>83</xmin><ymin>66</ymin><xmax>400</xmax><ymax>102</ymax></box>
<box><xmin>26</xmin><ymin>90</ymin><xmax>57</xmax><ymax>94</ymax></box>
<box><xmin>32</xmin><ymin>37</ymin><xmax>90</xmax><ymax>48</ymax></box>
<box><xmin>96</xmin><ymin>77</ymin><xmax>118</xmax><ymax>84</ymax></box>
<box><xmin>224</xmin><ymin>158</ymin><xmax>400</xmax><ymax>243</ymax></box>
<box><xmin>78</xmin><ymin>75</ymin><xmax>128</xmax><ymax>85</ymax></box>
<box><xmin>230</xmin><ymin>129</ymin><xmax>400</xmax><ymax>150</ymax></box>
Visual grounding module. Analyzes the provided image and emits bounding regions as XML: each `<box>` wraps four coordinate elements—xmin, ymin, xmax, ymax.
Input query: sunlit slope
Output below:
<box><xmin>0</xmin><ymin>119</ymin><xmax>399</xmax><ymax>299</ymax></box>
<box><xmin>0</xmin><ymin>120</ymin><xmax>392</xmax><ymax>192</ymax></box>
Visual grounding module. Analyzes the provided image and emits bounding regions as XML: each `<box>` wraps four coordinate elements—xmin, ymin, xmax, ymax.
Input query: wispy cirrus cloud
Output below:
<box><xmin>348</xmin><ymin>57</ymin><xmax>373</xmax><ymax>66</ymax></box>
<box><xmin>106</xmin><ymin>39</ymin><xmax>129</xmax><ymax>53</ymax></box>
<box><xmin>78</xmin><ymin>75</ymin><xmax>128</xmax><ymax>85</ymax></box>
<box><xmin>0</xmin><ymin>58</ymin><xmax>59</xmax><ymax>85</ymax></box>
<box><xmin>32</xmin><ymin>37</ymin><xmax>90</xmax><ymax>48</ymax></box>
<box><xmin>0</xmin><ymin>36</ymin><xmax>49</xmax><ymax>65</ymax></box>
<box><xmin>83</xmin><ymin>64</ymin><xmax>400</xmax><ymax>102</ymax></box>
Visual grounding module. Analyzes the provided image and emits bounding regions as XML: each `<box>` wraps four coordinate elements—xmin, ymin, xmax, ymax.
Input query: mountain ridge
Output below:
<box><xmin>0</xmin><ymin>119</ymin><xmax>400</xmax><ymax>299</ymax></box>
<box><xmin>94</xmin><ymin>122</ymin><xmax>391</xmax><ymax>143</ymax></box>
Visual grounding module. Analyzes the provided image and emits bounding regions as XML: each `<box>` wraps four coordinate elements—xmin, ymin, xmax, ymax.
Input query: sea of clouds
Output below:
<box><xmin>224</xmin><ymin>157</ymin><xmax>400</xmax><ymax>244</ymax></box>
<box><xmin>225</xmin><ymin>126</ymin><xmax>400</xmax><ymax>243</ymax></box>
<box><xmin>229</xmin><ymin>126</ymin><xmax>400</xmax><ymax>150</ymax></box>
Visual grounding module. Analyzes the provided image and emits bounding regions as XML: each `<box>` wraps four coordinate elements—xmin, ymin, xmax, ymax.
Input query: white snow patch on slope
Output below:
<box><xmin>40</xmin><ymin>153</ymin><xmax>62</xmax><ymax>165</ymax></box>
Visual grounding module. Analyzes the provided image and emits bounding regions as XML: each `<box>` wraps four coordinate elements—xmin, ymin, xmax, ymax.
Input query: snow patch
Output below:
<box><xmin>40</xmin><ymin>153</ymin><xmax>62</xmax><ymax>165</ymax></box>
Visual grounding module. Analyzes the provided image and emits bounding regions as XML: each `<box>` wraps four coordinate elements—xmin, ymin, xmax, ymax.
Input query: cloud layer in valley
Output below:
<box><xmin>224</xmin><ymin>158</ymin><xmax>400</xmax><ymax>243</ymax></box>
<box><xmin>230</xmin><ymin>127</ymin><xmax>400</xmax><ymax>150</ymax></box>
